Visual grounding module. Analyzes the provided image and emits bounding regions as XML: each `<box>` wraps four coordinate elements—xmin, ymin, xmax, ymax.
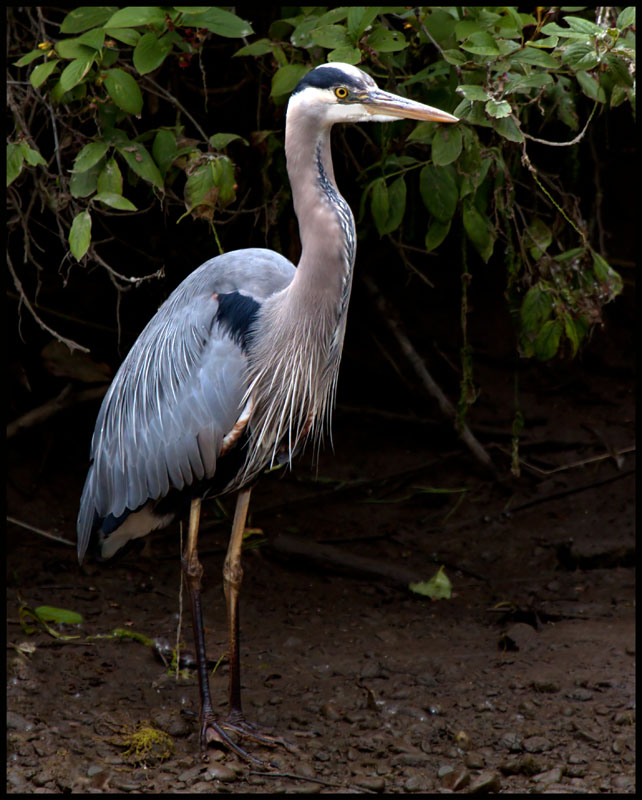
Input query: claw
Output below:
<box><xmin>200</xmin><ymin>716</ymin><xmax>266</xmax><ymax>766</ymax></box>
<box><xmin>220</xmin><ymin>713</ymin><xmax>299</xmax><ymax>753</ymax></box>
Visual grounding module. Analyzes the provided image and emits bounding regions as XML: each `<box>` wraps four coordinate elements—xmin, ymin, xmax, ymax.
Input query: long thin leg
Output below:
<box><xmin>223</xmin><ymin>487</ymin><xmax>252</xmax><ymax>720</ymax></box>
<box><xmin>182</xmin><ymin>497</ymin><xmax>261</xmax><ymax>764</ymax></box>
<box><xmin>220</xmin><ymin>490</ymin><xmax>295</xmax><ymax>752</ymax></box>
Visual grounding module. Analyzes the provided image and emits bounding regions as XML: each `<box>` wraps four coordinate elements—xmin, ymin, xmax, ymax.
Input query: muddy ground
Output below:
<box><xmin>7</xmin><ymin>281</ymin><xmax>635</xmax><ymax>794</ymax></box>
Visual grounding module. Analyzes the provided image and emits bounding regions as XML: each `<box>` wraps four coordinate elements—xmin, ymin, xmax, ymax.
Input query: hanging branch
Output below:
<box><xmin>362</xmin><ymin>273</ymin><xmax>499</xmax><ymax>481</ymax></box>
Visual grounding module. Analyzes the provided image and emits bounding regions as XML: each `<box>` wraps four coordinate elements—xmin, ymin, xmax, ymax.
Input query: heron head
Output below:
<box><xmin>289</xmin><ymin>62</ymin><xmax>458</xmax><ymax>126</ymax></box>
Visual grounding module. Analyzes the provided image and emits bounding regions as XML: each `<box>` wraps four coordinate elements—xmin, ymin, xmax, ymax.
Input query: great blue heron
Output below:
<box><xmin>78</xmin><ymin>62</ymin><xmax>457</xmax><ymax>762</ymax></box>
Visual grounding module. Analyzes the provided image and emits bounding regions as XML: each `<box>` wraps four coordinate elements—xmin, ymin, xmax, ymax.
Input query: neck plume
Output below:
<box><xmin>235</xmin><ymin>102</ymin><xmax>357</xmax><ymax>487</ymax></box>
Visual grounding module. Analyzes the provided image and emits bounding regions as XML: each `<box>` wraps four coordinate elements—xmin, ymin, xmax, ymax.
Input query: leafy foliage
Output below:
<box><xmin>7</xmin><ymin>6</ymin><xmax>634</xmax><ymax>363</ymax></box>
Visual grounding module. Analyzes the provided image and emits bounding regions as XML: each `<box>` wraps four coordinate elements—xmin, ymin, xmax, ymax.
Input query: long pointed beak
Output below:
<box><xmin>362</xmin><ymin>89</ymin><xmax>458</xmax><ymax>123</ymax></box>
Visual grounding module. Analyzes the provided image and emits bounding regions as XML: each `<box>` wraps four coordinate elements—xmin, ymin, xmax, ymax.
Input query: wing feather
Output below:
<box><xmin>78</xmin><ymin>249</ymin><xmax>295</xmax><ymax>560</ymax></box>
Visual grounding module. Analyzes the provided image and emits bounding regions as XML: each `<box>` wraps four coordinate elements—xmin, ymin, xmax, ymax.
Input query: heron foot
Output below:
<box><xmin>199</xmin><ymin>714</ymin><xmax>266</xmax><ymax>766</ymax></box>
<box><xmin>221</xmin><ymin>710</ymin><xmax>299</xmax><ymax>754</ymax></box>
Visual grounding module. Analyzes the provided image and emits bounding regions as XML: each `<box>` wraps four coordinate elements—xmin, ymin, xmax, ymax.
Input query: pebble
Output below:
<box><xmin>534</xmin><ymin>766</ymin><xmax>564</xmax><ymax>785</ymax></box>
<box><xmin>568</xmin><ymin>687</ymin><xmax>594</xmax><ymax>702</ymax></box>
<box><xmin>321</xmin><ymin>702</ymin><xmax>341</xmax><ymax>721</ymax></box>
<box><xmin>177</xmin><ymin>765</ymin><xmax>205</xmax><ymax>784</ymax></box>
<box><xmin>465</xmin><ymin>751</ymin><xmax>485</xmax><ymax>769</ymax></box>
<box><xmin>440</xmin><ymin>767</ymin><xmax>470</xmax><ymax>791</ymax></box>
<box><xmin>404</xmin><ymin>773</ymin><xmax>430</xmax><ymax>792</ymax></box>
<box><xmin>468</xmin><ymin>770</ymin><xmax>501</xmax><ymax>793</ymax></box>
<box><xmin>205</xmin><ymin>762</ymin><xmax>237</xmax><ymax>782</ymax></box>
<box><xmin>354</xmin><ymin>775</ymin><xmax>385</xmax><ymax>792</ymax></box>
<box><xmin>7</xmin><ymin>768</ymin><xmax>27</xmax><ymax>789</ymax></box>
<box><xmin>523</xmin><ymin>735</ymin><xmax>553</xmax><ymax>753</ymax></box>
<box><xmin>500</xmin><ymin>732</ymin><xmax>522</xmax><ymax>752</ymax></box>
<box><xmin>7</xmin><ymin>712</ymin><xmax>33</xmax><ymax>732</ymax></box>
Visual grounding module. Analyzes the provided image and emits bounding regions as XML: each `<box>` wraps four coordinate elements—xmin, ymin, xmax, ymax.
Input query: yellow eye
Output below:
<box><xmin>334</xmin><ymin>87</ymin><xmax>349</xmax><ymax>99</ymax></box>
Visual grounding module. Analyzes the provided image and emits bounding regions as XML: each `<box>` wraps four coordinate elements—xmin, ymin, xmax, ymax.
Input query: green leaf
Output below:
<box><xmin>102</xmin><ymin>68</ymin><xmax>143</xmax><ymax>114</ymax></box>
<box><xmin>97</xmin><ymin>157</ymin><xmax>123</xmax><ymax>194</ymax></box>
<box><xmin>592</xmin><ymin>251</ymin><xmax>623</xmax><ymax>297</ymax></box>
<box><xmin>94</xmin><ymin>191</ymin><xmax>137</xmax><ymax>210</ymax></box>
<box><xmin>375</xmin><ymin>176</ymin><xmax>406</xmax><ymax>235</ymax></box>
<box><xmin>541</xmin><ymin>21</ymin><xmax>591</xmax><ymax>39</ymax></box>
<box><xmin>534</xmin><ymin>319</ymin><xmax>563</xmax><ymax>360</ymax></box>
<box><xmin>271</xmin><ymin>64</ymin><xmax>309</xmax><ymax>99</ymax></box>
<box><xmin>442</xmin><ymin>48</ymin><xmax>467</xmax><ymax>66</ymax></box>
<box><xmin>178</xmin><ymin>8</ymin><xmax>253</xmax><ymax>38</ymax></box>
<box><xmin>70</xmin><ymin>161</ymin><xmax>101</xmax><ymax>197</ymax></box>
<box><xmin>7</xmin><ymin>143</ymin><xmax>24</xmax><ymax>186</ymax></box>
<box><xmin>14</xmin><ymin>49</ymin><xmax>46</xmax><ymax>68</ymax></box>
<box><xmin>564</xmin><ymin>15</ymin><xmax>603</xmax><ymax>35</ymax></box>
<box><xmin>431</xmin><ymin>125</ymin><xmax>463</xmax><ymax>166</ymax></box>
<box><xmin>311</xmin><ymin>24</ymin><xmax>349</xmax><ymax>49</ymax></box>
<box><xmin>563</xmin><ymin>314</ymin><xmax>588</xmax><ymax>356</ymax></box>
<box><xmin>425</xmin><ymin>217</ymin><xmax>451</xmax><ymax>251</ymax></box>
<box><xmin>576</xmin><ymin>71</ymin><xmax>606</xmax><ymax>102</ymax></box>
<box><xmin>104</xmin><ymin>7</ymin><xmax>167</xmax><ymax>29</ymax></box>
<box><xmin>20</xmin><ymin>143</ymin><xmax>46</xmax><ymax>167</ymax></box>
<box><xmin>562</xmin><ymin>41</ymin><xmax>600</xmax><ymax>71</ymax></box>
<box><xmin>104</xmin><ymin>27</ymin><xmax>141</xmax><ymax>46</ymax></box>
<box><xmin>463</xmin><ymin>201</ymin><xmax>495</xmax><ymax>262</ymax></box>
<box><xmin>61</xmin><ymin>6</ymin><xmax>116</xmax><ymax>33</ymax></box>
<box><xmin>407</xmin><ymin>121</ymin><xmax>437</xmax><ymax>144</ymax></box>
<box><xmin>77</xmin><ymin>27</ymin><xmax>106</xmax><ymax>50</ymax></box>
<box><xmin>210</xmin><ymin>156</ymin><xmax>236</xmax><ymax>206</ymax></box>
<box><xmin>152</xmin><ymin>130</ymin><xmax>177</xmax><ymax>175</ymax></box>
<box><xmin>492</xmin><ymin>115</ymin><xmax>524</xmax><ymax>142</ymax></box>
<box><xmin>485</xmin><ymin>99</ymin><xmax>512</xmax><ymax>118</ymax></box>
<box><xmin>73</xmin><ymin>141</ymin><xmax>110</xmax><ymax>173</ymax></box>
<box><xmin>234</xmin><ymin>39</ymin><xmax>273</xmax><ymax>57</ymax></box>
<box><xmin>34</xmin><ymin>605</ymin><xmax>84</xmax><ymax>625</ymax></box>
<box><xmin>520</xmin><ymin>286</ymin><xmax>552</xmax><ymax>333</ymax></box>
<box><xmin>456</xmin><ymin>84</ymin><xmax>491</xmax><ymax>102</ymax></box>
<box><xmin>133</xmin><ymin>31</ymin><xmax>172</xmax><ymax>74</ymax></box>
<box><xmin>509</xmin><ymin>47</ymin><xmax>559</xmax><ymax>69</ymax></box>
<box><xmin>460</xmin><ymin>31</ymin><xmax>500</xmax><ymax>56</ymax></box>
<box><xmin>328</xmin><ymin>46</ymin><xmax>362</xmax><ymax>64</ymax></box>
<box><xmin>209</xmin><ymin>133</ymin><xmax>249</xmax><ymax>150</ymax></box>
<box><xmin>116</xmin><ymin>140</ymin><xmax>163</xmax><ymax>188</ymax></box>
<box><xmin>366</xmin><ymin>25</ymin><xmax>407</xmax><ymax>52</ymax></box>
<box><xmin>60</xmin><ymin>53</ymin><xmax>95</xmax><ymax>92</ymax></box>
<box><xmin>370</xmin><ymin>177</ymin><xmax>389</xmax><ymax>234</ymax></box>
<box><xmin>526</xmin><ymin>218</ymin><xmax>553</xmax><ymax>258</ymax></box>
<box><xmin>420</xmin><ymin>164</ymin><xmax>458</xmax><ymax>223</ymax></box>
<box><xmin>55</xmin><ymin>39</ymin><xmax>96</xmax><ymax>59</ymax></box>
<box><xmin>69</xmin><ymin>210</ymin><xmax>92</xmax><ymax>259</ymax></box>
<box><xmin>347</xmin><ymin>7</ymin><xmax>379</xmax><ymax>42</ymax></box>
<box><xmin>409</xmin><ymin>566</ymin><xmax>452</xmax><ymax>600</ymax></box>
<box><xmin>29</xmin><ymin>59</ymin><xmax>60</xmax><ymax>88</ymax></box>
<box><xmin>617</xmin><ymin>7</ymin><xmax>636</xmax><ymax>30</ymax></box>
<box><xmin>526</xmin><ymin>34</ymin><xmax>559</xmax><ymax>49</ymax></box>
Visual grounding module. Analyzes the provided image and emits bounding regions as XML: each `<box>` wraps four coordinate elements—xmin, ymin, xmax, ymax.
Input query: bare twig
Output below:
<box><xmin>499</xmin><ymin>445</ymin><xmax>635</xmax><ymax>477</ymax></box>
<box><xmin>141</xmin><ymin>75</ymin><xmax>210</xmax><ymax>142</ymax></box>
<box><xmin>7</xmin><ymin>384</ymin><xmax>107</xmax><ymax>438</ymax></box>
<box><xmin>7</xmin><ymin>516</ymin><xmax>75</xmax><ymax>547</ymax></box>
<box><xmin>362</xmin><ymin>274</ymin><xmax>499</xmax><ymax>480</ymax></box>
<box><xmin>514</xmin><ymin>99</ymin><xmax>598</xmax><ymax>147</ymax></box>
<box><xmin>7</xmin><ymin>252</ymin><xmax>90</xmax><ymax>353</ymax></box>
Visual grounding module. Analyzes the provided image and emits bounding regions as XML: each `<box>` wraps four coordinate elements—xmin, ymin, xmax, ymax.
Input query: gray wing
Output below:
<box><xmin>77</xmin><ymin>249</ymin><xmax>295</xmax><ymax>558</ymax></box>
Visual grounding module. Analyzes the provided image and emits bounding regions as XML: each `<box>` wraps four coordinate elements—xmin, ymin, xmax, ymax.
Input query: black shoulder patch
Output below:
<box><xmin>215</xmin><ymin>291</ymin><xmax>260</xmax><ymax>351</ymax></box>
<box><xmin>292</xmin><ymin>66</ymin><xmax>364</xmax><ymax>96</ymax></box>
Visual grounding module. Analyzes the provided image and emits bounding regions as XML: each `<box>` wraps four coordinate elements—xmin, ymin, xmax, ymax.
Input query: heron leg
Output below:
<box><xmin>223</xmin><ymin>487</ymin><xmax>252</xmax><ymax>721</ymax></box>
<box><xmin>220</xmin><ymin>489</ymin><xmax>297</xmax><ymax>752</ymax></box>
<box><xmin>181</xmin><ymin>497</ymin><xmax>263</xmax><ymax>765</ymax></box>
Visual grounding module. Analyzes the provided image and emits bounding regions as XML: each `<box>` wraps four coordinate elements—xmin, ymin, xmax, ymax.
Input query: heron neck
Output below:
<box><xmin>285</xmin><ymin>109</ymin><xmax>356</xmax><ymax>306</ymax></box>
